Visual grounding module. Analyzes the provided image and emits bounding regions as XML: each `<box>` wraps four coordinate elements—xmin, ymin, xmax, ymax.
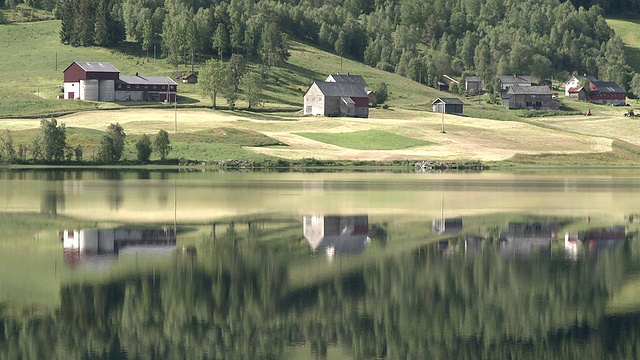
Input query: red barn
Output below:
<box><xmin>63</xmin><ymin>61</ymin><xmax>177</xmax><ymax>102</ymax></box>
<box><xmin>63</xmin><ymin>62</ymin><xmax>120</xmax><ymax>101</ymax></box>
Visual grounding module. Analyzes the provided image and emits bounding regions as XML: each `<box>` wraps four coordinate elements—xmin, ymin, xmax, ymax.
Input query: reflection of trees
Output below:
<box><xmin>0</xmin><ymin>232</ymin><xmax>637</xmax><ymax>359</ymax></box>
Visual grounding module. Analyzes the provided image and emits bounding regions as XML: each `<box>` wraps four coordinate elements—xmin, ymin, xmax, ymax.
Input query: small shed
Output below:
<box><xmin>432</xmin><ymin>98</ymin><xmax>464</xmax><ymax>115</ymax></box>
<box><xmin>567</xmin><ymin>87</ymin><xmax>587</xmax><ymax>101</ymax></box>
<box><xmin>465</xmin><ymin>76</ymin><xmax>482</xmax><ymax>94</ymax></box>
<box><xmin>181</xmin><ymin>72</ymin><xmax>198</xmax><ymax>84</ymax></box>
<box><xmin>367</xmin><ymin>90</ymin><xmax>377</xmax><ymax>107</ymax></box>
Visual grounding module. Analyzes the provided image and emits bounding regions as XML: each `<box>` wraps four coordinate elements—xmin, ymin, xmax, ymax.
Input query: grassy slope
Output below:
<box><xmin>2</xmin><ymin>19</ymin><xmax>640</xmax><ymax>164</ymax></box>
<box><xmin>607</xmin><ymin>18</ymin><xmax>640</xmax><ymax>73</ymax></box>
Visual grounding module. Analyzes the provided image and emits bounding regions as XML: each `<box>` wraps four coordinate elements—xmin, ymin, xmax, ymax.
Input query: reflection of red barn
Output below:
<box><xmin>303</xmin><ymin>215</ymin><xmax>370</xmax><ymax>254</ymax></box>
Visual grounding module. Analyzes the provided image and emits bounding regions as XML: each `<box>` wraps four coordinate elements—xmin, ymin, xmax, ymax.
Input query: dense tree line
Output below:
<box><xmin>1</xmin><ymin>0</ymin><xmax>636</xmax><ymax>94</ymax></box>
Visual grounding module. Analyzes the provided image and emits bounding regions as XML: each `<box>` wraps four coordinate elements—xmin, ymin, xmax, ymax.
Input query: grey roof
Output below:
<box><xmin>314</xmin><ymin>81</ymin><xmax>368</xmax><ymax>97</ymax></box>
<box><xmin>569</xmin><ymin>74</ymin><xmax>599</xmax><ymax>83</ymax></box>
<box><xmin>466</xmin><ymin>76</ymin><xmax>481</xmax><ymax>82</ymax></box>
<box><xmin>117</xmin><ymin>75</ymin><xmax>177</xmax><ymax>86</ymax></box>
<box><xmin>75</xmin><ymin>62</ymin><xmax>120</xmax><ymax>73</ymax></box>
<box><xmin>499</xmin><ymin>75</ymin><xmax>533</xmax><ymax>84</ymax></box>
<box><xmin>591</xmin><ymin>81</ymin><xmax>626</xmax><ymax>94</ymax></box>
<box><xmin>507</xmin><ymin>85</ymin><xmax>552</xmax><ymax>95</ymax></box>
<box><xmin>326</xmin><ymin>74</ymin><xmax>368</xmax><ymax>87</ymax></box>
<box><xmin>432</xmin><ymin>97</ymin><xmax>464</xmax><ymax>105</ymax></box>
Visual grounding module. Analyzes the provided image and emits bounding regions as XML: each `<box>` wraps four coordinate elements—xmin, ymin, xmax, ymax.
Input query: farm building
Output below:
<box><xmin>325</xmin><ymin>73</ymin><xmax>377</xmax><ymax>107</ymax></box>
<box><xmin>63</xmin><ymin>61</ymin><xmax>177</xmax><ymax>102</ymax></box>
<box><xmin>564</xmin><ymin>74</ymin><xmax>598</xmax><ymax>96</ymax></box>
<box><xmin>567</xmin><ymin>87</ymin><xmax>587</xmax><ymax>101</ymax></box>
<box><xmin>180</xmin><ymin>72</ymin><xmax>198</xmax><ymax>84</ymax></box>
<box><xmin>564</xmin><ymin>74</ymin><xmax>626</xmax><ymax>105</ymax></box>
<box><xmin>304</xmin><ymin>79</ymin><xmax>369</xmax><ymax>118</ymax></box>
<box><xmin>465</xmin><ymin>76</ymin><xmax>482</xmax><ymax>94</ymax></box>
<box><xmin>502</xmin><ymin>85</ymin><xmax>557</xmax><ymax>110</ymax></box>
<box><xmin>63</xmin><ymin>62</ymin><xmax>119</xmax><ymax>101</ymax></box>
<box><xmin>432</xmin><ymin>98</ymin><xmax>464</xmax><ymax>115</ymax></box>
<box><xmin>586</xmin><ymin>81</ymin><xmax>626</xmax><ymax>106</ymax></box>
<box><xmin>499</xmin><ymin>75</ymin><xmax>533</xmax><ymax>91</ymax></box>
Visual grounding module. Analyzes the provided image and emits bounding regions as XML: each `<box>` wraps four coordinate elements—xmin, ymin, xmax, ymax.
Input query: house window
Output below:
<box><xmin>118</xmin><ymin>85</ymin><xmax>122</xmax><ymax>89</ymax></box>
<box><xmin>127</xmin><ymin>85</ymin><xmax>131</xmax><ymax>89</ymax></box>
<box><xmin>145</xmin><ymin>85</ymin><xmax>148</xmax><ymax>89</ymax></box>
<box><xmin>136</xmin><ymin>85</ymin><xmax>139</xmax><ymax>89</ymax></box>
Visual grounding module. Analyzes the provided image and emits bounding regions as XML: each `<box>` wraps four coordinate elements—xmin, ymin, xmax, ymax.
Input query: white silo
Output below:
<box><xmin>80</xmin><ymin>79</ymin><xmax>99</xmax><ymax>101</ymax></box>
<box><xmin>99</xmin><ymin>79</ymin><xmax>115</xmax><ymax>101</ymax></box>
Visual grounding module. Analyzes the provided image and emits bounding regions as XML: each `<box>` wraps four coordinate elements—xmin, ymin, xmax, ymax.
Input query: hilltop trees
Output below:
<box><xmin>48</xmin><ymin>0</ymin><xmax>635</xmax><ymax>92</ymax></box>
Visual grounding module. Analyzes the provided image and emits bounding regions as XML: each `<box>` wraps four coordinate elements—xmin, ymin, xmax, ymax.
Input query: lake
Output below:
<box><xmin>2</xmin><ymin>168</ymin><xmax>640</xmax><ymax>359</ymax></box>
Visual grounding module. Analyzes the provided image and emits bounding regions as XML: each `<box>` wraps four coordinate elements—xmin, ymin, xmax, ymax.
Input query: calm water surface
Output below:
<box><xmin>2</xmin><ymin>169</ymin><xmax>640</xmax><ymax>359</ymax></box>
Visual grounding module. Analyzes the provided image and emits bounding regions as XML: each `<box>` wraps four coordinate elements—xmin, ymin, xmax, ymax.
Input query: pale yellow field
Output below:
<box><xmin>0</xmin><ymin>107</ymin><xmax>627</xmax><ymax>162</ymax></box>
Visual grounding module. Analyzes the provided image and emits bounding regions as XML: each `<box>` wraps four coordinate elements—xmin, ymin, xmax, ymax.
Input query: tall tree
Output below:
<box><xmin>199</xmin><ymin>58</ymin><xmax>232</xmax><ymax>109</ymax></box>
<box><xmin>40</xmin><ymin>118</ymin><xmax>66</xmax><ymax>162</ymax></box>
<box><xmin>212</xmin><ymin>23</ymin><xmax>229</xmax><ymax>60</ymax></box>
<box><xmin>239</xmin><ymin>71</ymin><xmax>264</xmax><ymax>109</ymax></box>
<box><xmin>154</xmin><ymin>130</ymin><xmax>171</xmax><ymax>160</ymax></box>
<box><xmin>98</xmin><ymin>123</ymin><xmax>126</xmax><ymax>162</ymax></box>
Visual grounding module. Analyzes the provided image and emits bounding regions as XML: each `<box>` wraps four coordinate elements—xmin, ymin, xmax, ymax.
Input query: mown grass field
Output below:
<box><xmin>2</xmin><ymin>19</ymin><xmax>640</xmax><ymax>165</ymax></box>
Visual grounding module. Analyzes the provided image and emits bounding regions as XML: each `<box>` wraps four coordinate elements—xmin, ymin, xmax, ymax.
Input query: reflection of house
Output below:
<box><xmin>500</xmin><ymin>222</ymin><xmax>558</xmax><ymax>256</ymax></box>
<box><xmin>564</xmin><ymin>226</ymin><xmax>625</xmax><ymax>259</ymax></box>
<box><xmin>63</xmin><ymin>228</ymin><xmax>177</xmax><ymax>267</ymax></box>
<box><xmin>465</xmin><ymin>236</ymin><xmax>485</xmax><ymax>255</ymax></box>
<box><xmin>303</xmin><ymin>215</ymin><xmax>370</xmax><ymax>255</ymax></box>
<box><xmin>432</xmin><ymin>217</ymin><xmax>463</xmax><ymax>234</ymax></box>
<box><xmin>63</xmin><ymin>61</ymin><xmax>177</xmax><ymax>102</ymax></box>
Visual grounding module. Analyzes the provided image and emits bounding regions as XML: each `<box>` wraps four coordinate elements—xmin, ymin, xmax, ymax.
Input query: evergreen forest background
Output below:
<box><xmin>2</xmin><ymin>0</ymin><xmax>640</xmax><ymax>96</ymax></box>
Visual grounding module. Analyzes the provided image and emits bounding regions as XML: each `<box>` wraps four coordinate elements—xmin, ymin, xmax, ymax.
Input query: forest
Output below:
<box><xmin>1</xmin><ymin>0</ymin><xmax>639</xmax><ymax>94</ymax></box>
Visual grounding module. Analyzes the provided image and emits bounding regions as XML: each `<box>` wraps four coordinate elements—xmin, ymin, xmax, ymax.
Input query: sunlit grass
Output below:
<box><xmin>295</xmin><ymin>129</ymin><xmax>434</xmax><ymax>150</ymax></box>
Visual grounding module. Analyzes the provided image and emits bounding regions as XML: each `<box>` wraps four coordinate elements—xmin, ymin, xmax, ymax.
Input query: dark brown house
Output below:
<box><xmin>432</xmin><ymin>98</ymin><xmax>464</xmax><ymax>114</ymax></box>
<box><xmin>502</xmin><ymin>85</ymin><xmax>557</xmax><ymax>110</ymax></box>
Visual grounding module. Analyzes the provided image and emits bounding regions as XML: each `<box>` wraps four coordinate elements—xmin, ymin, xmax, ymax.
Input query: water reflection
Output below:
<box><xmin>62</xmin><ymin>227</ymin><xmax>177</xmax><ymax>269</ymax></box>
<box><xmin>3</xmin><ymin>170</ymin><xmax>640</xmax><ymax>359</ymax></box>
<box><xmin>303</xmin><ymin>215</ymin><xmax>370</xmax><ymax>258</ymax></box>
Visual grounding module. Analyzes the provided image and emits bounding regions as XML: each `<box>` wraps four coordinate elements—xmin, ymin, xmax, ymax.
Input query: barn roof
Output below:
<box><xmin>313</xmin><ymin>81</ymin><xmax>368</xmax><ymax>98</ymax></box>
<box><xmin>466</xmin><ymin>76</ymin><xmax>482</xmax><ymax>82</ymax></box>
<box><xmin>507</xmin><ymin>85</ymin><xmax>552</xmax><ymax>95</ymax></box>
<box><xmin>72</xmin><ymin>62</ymin><xmax>120</xmax><ymax>73</ymax></box>
<box><xmin>326</xmin><ymin>74</ymin><xmax>368</xmax><ymax>87</ymax></box>
<box><xmin>591</xmin><ymin>81</ymin><xmax>626</xmax><ymax>94</ymax></box>
<box><xmin>118</xmin><ymin>75</ymin><xmax>177</xmax><ymax>86</ymax></box>
<box><xmin>499</xmin><ymin>75</ymin><xmax>533</xmax><ymax>84</ymax></box>
<box><xmin>431</xmin><ymin>97</ymin><xmax>464</xmax><ymax>105</ymax></box>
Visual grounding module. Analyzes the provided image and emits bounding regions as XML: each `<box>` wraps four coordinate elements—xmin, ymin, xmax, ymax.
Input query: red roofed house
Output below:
<box><xmin>567</xmin><ymin>87</ymin><xmax>587</xmax><ymax>101</ymax></box>
<box><xmin>565</xmin><ymin>74</ymin><xmax>626</xmax><ymax>105</ymax></box>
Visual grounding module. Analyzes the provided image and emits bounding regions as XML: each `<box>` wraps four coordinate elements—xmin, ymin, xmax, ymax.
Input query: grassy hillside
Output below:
<box><xmin>3</xmin><ymin>19</ymin><xmax>640</xmax><ymax>165</ymax></box>
<box><xmin>607</xmin><ymin>17</ymin><xmax>640</xmax><ymax>73</ymax></box>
